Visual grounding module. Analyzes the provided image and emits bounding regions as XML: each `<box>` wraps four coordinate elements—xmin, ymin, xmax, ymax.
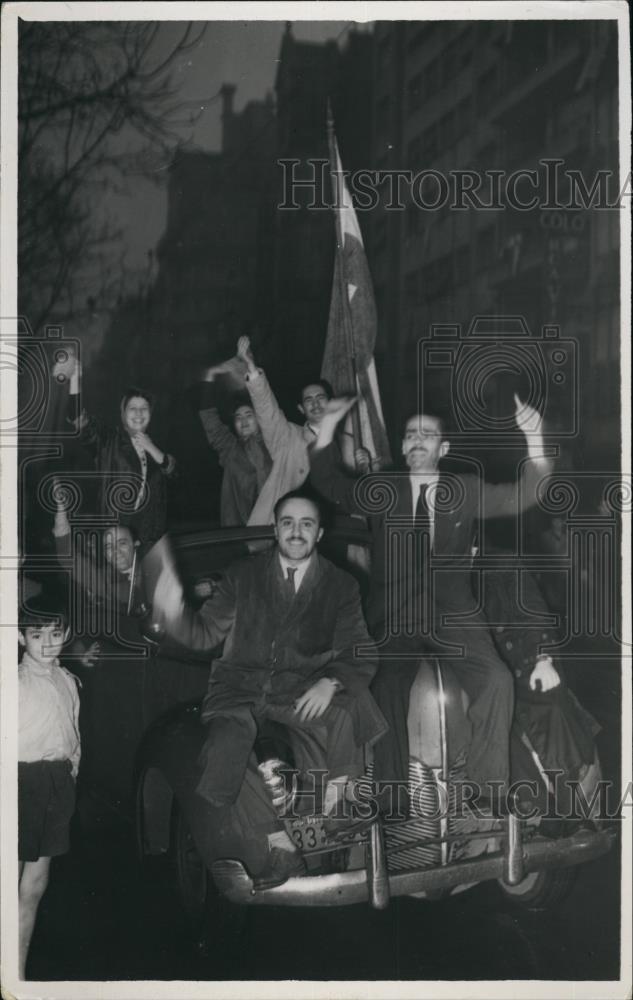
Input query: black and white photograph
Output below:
<box><xmin>1</xmin><ymin>2</ymin><xmax>631</xmax><ymax>997</ymax></box>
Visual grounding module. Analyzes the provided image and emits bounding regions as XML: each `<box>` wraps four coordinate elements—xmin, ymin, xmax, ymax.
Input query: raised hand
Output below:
<box><xmin>152</xmin><ymin>564</ymin><xmax>185</xmax><ymax>627</ymax></box>
<box><xmin>513</xmin><ymin>393</ymin><xmax>543</xmax><ymax>436</ymax></box>
<box><xmin>313</xmin><ymin>396</ymin><xmax>359</xmax><ymax>450</ymax></box>
<box><xmin>236</xmin><ymin>336</ymin><xmax>255</xmax><ymax>366</ymax></box>
<box><xmin>79</xmin><ymin>641</ymin><xmax>101</xmax><ymax>669</ymax></box>
<box><xmin>323</xmin><ymin>396</ymin><xmax>358</xmax><ymax>425</ymax></box>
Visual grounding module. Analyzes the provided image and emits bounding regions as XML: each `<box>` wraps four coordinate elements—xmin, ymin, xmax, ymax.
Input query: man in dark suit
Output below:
<box><xmin>153</xmin><ymin>490</ymin><xmax>386</xmax><ymax>886</ymax></box>
<box><xmin>310</xmin><ymin>395</ymin><xmax>553</xmax><ymax>811</ymax></box>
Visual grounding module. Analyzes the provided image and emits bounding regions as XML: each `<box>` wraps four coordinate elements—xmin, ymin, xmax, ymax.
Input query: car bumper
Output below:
<box><xmin>211</xmin><ymin>826</ymin><xmax>614</xmax><ymax>907</ymax></box>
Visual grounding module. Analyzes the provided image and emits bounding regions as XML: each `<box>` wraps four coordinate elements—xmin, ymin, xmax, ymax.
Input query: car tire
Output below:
<box><xmin>172</xmin><ymin>802</ymin><xmax>209</xmax><ymax>929</ymax></box>
<box><xmin>497</xmin><ymin>866</ymin><xmax>577</xmax><ymax>909</ymax></box>
<box><xmin>171</xmin><ymin>801</ymin><xmax>248</xmax><ymax>960</ymax></box>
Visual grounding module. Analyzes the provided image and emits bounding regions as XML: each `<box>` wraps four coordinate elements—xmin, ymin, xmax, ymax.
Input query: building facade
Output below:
<box><xmin>369</xmin><ymin>19</ymin><xmax>620</xmax><ymax>466</ymax></box>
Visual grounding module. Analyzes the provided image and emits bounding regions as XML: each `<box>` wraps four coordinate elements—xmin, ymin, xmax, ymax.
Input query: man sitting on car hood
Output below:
<box><xmin>153</xmin><ymin>489</ymin><xmax>387</xmax><ymax>889</ymax></box>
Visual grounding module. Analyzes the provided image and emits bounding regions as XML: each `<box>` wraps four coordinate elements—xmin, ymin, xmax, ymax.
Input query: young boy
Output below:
<box><xmin>18</xmin><ymin>597</ymin><xmax>80</xmax><ymax>980</ymax></box>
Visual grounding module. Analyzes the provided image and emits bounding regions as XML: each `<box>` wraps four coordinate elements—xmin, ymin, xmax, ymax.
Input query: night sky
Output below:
<box><xmin>116</xmin><ymin>20</ymin><xmax>369</xmax><ymax>273</ymax></box>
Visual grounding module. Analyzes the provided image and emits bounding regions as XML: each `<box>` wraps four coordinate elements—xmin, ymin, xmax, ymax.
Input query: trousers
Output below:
<box><xmin>196</xmin><ymin>698</ymin><xmax>364</xmax><ymax>806</ymax></box>
<box><xmin>371</xmin><ymin>624</ymin><xmax>514</xmax><ymax>795</ymax></box>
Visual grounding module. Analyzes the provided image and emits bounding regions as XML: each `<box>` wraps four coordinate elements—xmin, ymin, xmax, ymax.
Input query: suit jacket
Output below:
<box><xmin>311</xmin><ymin>443</ymin><xmax>547</xmax><ymax>637</ymax></box>
<box><xmin>53</xmin><ymin>526</ymin><xmax>142</xmax><ymax>612</ymax></box>
<box><xmin>166</xmin><ymin>548</ymin><xmax>385</xmax><ymax>747</ymax></box>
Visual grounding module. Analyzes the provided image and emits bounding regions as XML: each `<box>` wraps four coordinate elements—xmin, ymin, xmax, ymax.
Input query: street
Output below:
<box><xmin>27</xmin><ymin>655</ymin><xmax>622</xmax><ymax>984</ymax></box>
<box><xmin>26</xmin><ymin>809</ymin><xmax>621</xmax><ymax>982</ymax></box>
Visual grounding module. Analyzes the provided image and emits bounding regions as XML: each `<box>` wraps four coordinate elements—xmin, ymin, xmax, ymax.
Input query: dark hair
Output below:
<box><xmin>401</xmin><ymin>411</ymin><xmax>450</xmax><ymax>442</ymax></box>
<box><xmin>229</xmin><ymin>391</ymin><xmax>255</xmax><ymax>417</ymax></box>
<box><xmin>19</xmin><ymin>593</ymin><xmax>69</xmax><ymax>631</ymax></box>
<box><xmin>120</xmin><ymin>386</ymin><xmax>154</xmax><ymax>411</ymax></box>
<box><xmin>273</xmin><ymin>489</ymin><xmax>323</xmax><ymax>525</ymax></box>
<box><xmin>298</xmin><ymin>378</ymin><xmax>333</xmax><ymax>406</ymax></box>
<box><xmin>102</xmin><ymin>523</ymin><xmax>137</xmax><ymax>543</ymax></box>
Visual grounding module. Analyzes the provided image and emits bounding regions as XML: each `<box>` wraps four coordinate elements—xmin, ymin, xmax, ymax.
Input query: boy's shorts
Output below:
<box><xmin>18</xmin><ymin>760</ymin><xmax>76</xmax><ymax>862</ymax></box>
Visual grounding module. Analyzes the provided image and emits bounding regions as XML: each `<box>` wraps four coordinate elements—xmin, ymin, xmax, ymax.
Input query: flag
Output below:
<box><xmin>322</xmin><ymin>118</ymin><xmax>392</xmax><ymax>468</ymax></box>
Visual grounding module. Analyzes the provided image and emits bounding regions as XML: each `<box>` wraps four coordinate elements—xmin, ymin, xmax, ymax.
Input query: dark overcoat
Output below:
<box><xmin>168</xmin><ymin>548</ymin><xmax>386</xmax><ymax>748</ymax></box>
<box><xmin>80</xmin><ymin>417</ymin><xmax>175</xmax><ymax>555</ymax></box>
<box><xmin>311</xmin><ymin>443</ymin><xmax>546</xmax><ymax>639</ymax></box>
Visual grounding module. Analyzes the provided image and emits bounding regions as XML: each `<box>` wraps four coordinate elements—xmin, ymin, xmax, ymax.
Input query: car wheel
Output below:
<box><xmin>172</xmin><ymin>802</ymin><xmax>209</xmax><ymax>928</ymax></box>
<box><xmin>498</xmin><ymin>866</ymin><xmax>577</xmax><ymax>909</ymax></box>
<box><xmin>171</xmin><ymin>801</ymin><xmax>248</xmax><ymax>959</ymax></box>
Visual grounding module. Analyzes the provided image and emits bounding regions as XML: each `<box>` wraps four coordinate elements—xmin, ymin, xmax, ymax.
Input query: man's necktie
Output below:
<box><xmin>414</xmin><ymin>483</ymin><xmax>430</xmax><ymax>531</ymax></box>
<box><xmin>284</xmin><ymin>566</ymin><xmax>297</xmax><ymax>598</ymax></box>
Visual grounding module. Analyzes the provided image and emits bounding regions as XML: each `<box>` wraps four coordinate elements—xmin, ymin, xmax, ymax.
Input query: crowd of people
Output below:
<box><xmin>16</xmin><ymin>337</ymin><xmax>600</xmax><ymax>974</ymax></box>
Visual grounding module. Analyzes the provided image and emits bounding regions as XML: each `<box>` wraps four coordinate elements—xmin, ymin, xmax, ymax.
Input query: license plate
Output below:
<box><xmin>285</xmin><ymin>815</ymin><xmax>328</xmax><ymax>853</ymax></box>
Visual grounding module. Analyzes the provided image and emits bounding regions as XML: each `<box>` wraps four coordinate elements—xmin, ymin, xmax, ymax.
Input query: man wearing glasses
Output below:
<box><xmin>310</xmin><ymin>397</ymin><xmax>552</xmax><ymax>814</ymax></box>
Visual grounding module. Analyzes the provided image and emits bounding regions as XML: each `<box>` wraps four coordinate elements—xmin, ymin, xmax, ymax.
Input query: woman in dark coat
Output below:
<box><xmin>54</xmin><ymin>354</ymin><xmax>175</xmax><ymax>554</ymax></box>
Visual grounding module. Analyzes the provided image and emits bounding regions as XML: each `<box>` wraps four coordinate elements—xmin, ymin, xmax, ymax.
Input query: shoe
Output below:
<box><xmin>251</xmin><ymin>848</ymin><xmax>306</xmax><ymax>890</ymax></box>
<box><xmin>322</xmin><ymin>812</ymin><xmax>376</xmax><ymax>841</ymax></box>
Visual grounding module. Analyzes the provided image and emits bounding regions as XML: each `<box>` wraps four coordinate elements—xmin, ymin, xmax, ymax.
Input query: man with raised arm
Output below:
<box><xmin>203</xmin><ymin>337</ymin><xmax>334</xmax><ymax>524</ymax></box>
<box><xmin>310</xmin><ymin>395</ymin><xmax>552</xmax><ymax>813</ymax></box>
<box><xmin>153</xmin><ymin>490</ymin><xmax>386</xmax><ymax>887</ymax></box>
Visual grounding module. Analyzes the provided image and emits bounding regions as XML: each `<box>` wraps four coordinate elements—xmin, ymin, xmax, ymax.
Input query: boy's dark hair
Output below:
<box><xmin>19</xmin><ymin>593</ymin><xmax>69</xmax><ymax>631</ymax></box>
<box><xmin>229</xmin><ymin>391</ymin><xmax>255</xmax><ymax>417</ymax></box>
<box><xmin>298</xmin><ymin>378</ymin><xmax>333</xmax><ymax>405</ymax></box>
<box><xmin>273</xmin><ymin>489</ymin><xmax>323</xmax><ymax>525</ymax></box>
<box><xmin>120</xmin><ymin>386</ymin><xmax>154</xmax><ymax>411</ymax></box>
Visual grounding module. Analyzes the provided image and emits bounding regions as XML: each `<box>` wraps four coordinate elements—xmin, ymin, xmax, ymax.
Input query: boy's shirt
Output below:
<box><xmin>18</xmin><ymin>651</ymin><xmax>81</xmax><ymax>778</ymax></box>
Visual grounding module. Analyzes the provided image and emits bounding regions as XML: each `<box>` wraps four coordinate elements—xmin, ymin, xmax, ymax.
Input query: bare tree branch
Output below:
<box><xmin>18</xmin><ymin>20</ymin><xmax>208</xmax><ymax>327</ymax></box>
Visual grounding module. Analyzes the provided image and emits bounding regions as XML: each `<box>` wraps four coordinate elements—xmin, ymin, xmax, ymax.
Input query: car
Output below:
<box><xmin>109</xmin><ymin>521</ymin><xmax>615</xmax><ymax>942</ymax></box>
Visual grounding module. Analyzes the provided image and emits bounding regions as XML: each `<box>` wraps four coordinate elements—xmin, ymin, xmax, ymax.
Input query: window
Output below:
<box><xmin>377</xmin><ymin>31</ymin><xmax>392</xmax><ymax>73</ymax></box>
<box><xmin>376</xmin><ymin>94</ymin><xmax>392</xmax><ymax>135</ymax></box>
<box><xmin>407</xmin><ymin>135</ymin><xmax>423</xmax><ymax>170</ymax></box>
<box><xmin>476</xmin><ymin>226</ymin><xmax>496</xmax><ymax>269</ymax></box>
<box><xmin>442</xmin><ymin>41</ymin><xmax>459</xmax><ymax>86</ymax></box>
<box><xmin>406</xmin><ymin>202</ymin><xmax>420</xmax><ymax>237</ymax></box>
<box><xmin>456</xmin><ymin>96</ymin><xmax>471</xmax><ymax>132</ymax></box>
<box><xmin>373</xmin><ymin>216</ymin><xmax>387</xmax><ymax>251</ymax></box>
<box><xmin>405</xmin><ymin>270</ymin><xmax>419</xmax><ymax>305</ymax></box>
<box><xmin>407</xmin><ymin>72</ymin><xmax>423</xmax><ymax>114</ymax></box>
<box><xmin>438</xmin><ymin>111</ymin><xmax>456</xmax><ymax>151</ymax></box>
<box><xmin>423</xmin><ymin>58</ymin><xmax>440</xmax><ymax>98</ymax></box>
<box><xmin>454</xmin><ymin>245</ymin><xmax>470</xmax><ymax>284</ymax></box>
<box><xmin>477</xmin><ymin>66</ymin><xmax>499</xmax><ymax>108</ymax></box>
<box><xmin>407</xmin><ymin>23</ymin><xmax>427</xmax><ymax>52</ymax></box>
<box><xmin>422</xmin><ymin>122</ymin><xmax>438</xmax><ymax>162</ymax></box>
<box><xmin>459</xmin><ymin>38</ymin><xmax>473</xmax><ymax>70</ymax></box>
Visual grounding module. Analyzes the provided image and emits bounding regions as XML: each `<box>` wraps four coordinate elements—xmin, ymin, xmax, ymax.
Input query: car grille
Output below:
<box><xmin>359</xmin><ymin>753</ymin><xmax>469</xmax><ymax>873</ymax></box>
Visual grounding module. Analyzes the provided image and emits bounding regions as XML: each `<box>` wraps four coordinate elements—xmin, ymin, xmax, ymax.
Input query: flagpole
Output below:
<box><xmin>326</xmin><ymin>102</ymin><xmax>364</xmax><ymax>452</ymax></box>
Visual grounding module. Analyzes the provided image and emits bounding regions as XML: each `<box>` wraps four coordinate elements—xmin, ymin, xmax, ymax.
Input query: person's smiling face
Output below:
<box><xmin>401</xmin><ymin>415</ymin><xmax>449</xmax><ymax>472</ymax></box>
<box><xmin>122</xmin><ymin>396</ymin><xmax>151</xmax><ymax>435</ymax></box>
<box><xmin>299</xmin><ymin>384</ymin><xmax>329</xmax><ymax>426</ymax></box>
<box><xmin>274</xmin><ymin>497</ymin><xmax>323</xmax><ymax>565</ymax></box>
<box><xmin>20</xmin><ymin>623</ymin><xmax>68</xmax><ymax>665</ymax></box>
